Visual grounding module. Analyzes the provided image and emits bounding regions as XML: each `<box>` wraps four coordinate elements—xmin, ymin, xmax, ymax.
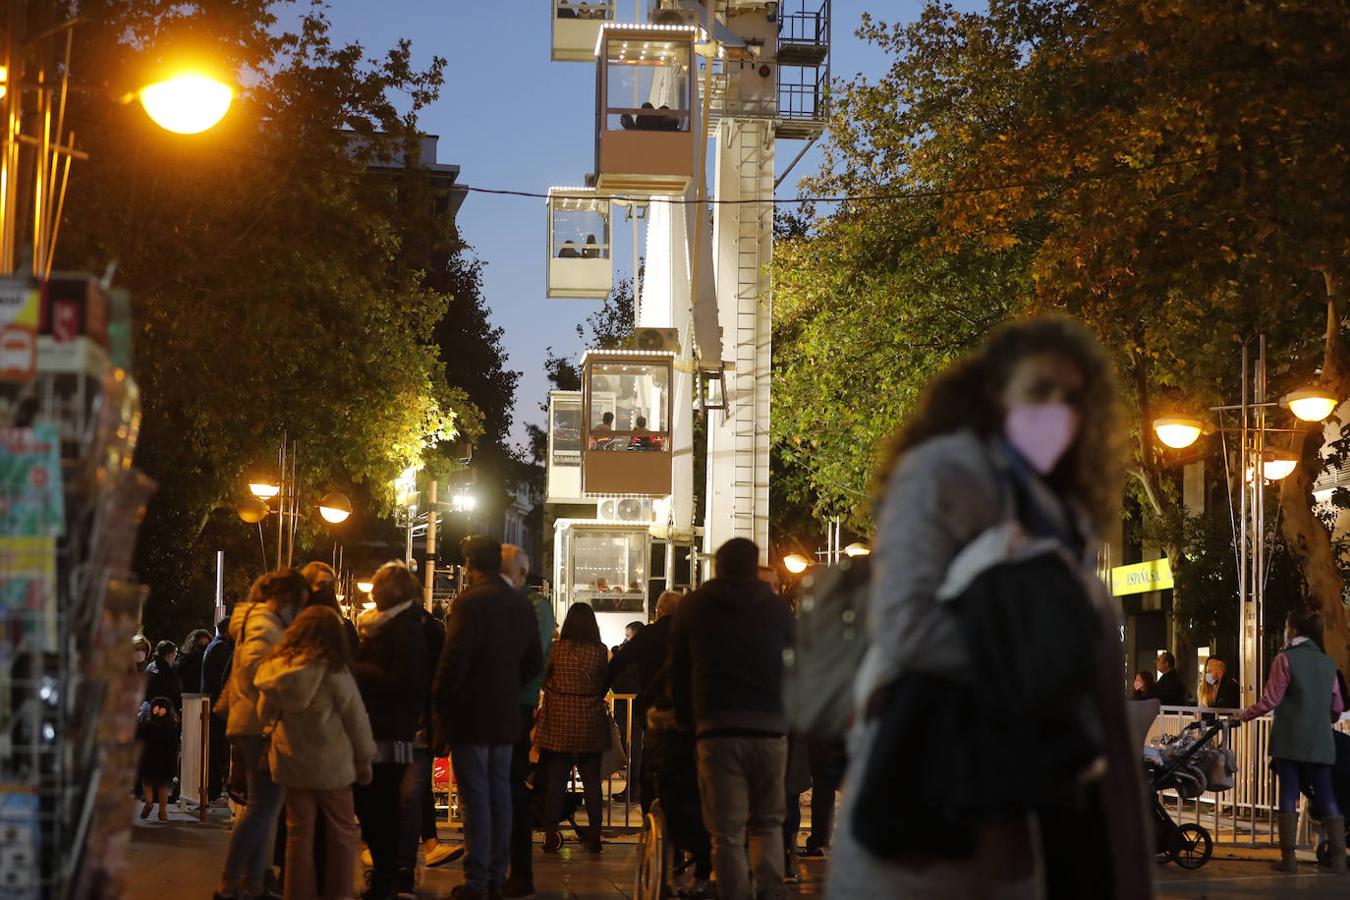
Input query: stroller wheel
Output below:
<box><xmin>635</xmin><ymin>801</ymin><xmax>672</xmax><ymax>900</ymax></box>
<box><xmin>1171</xmin><ymin>824</ymin><xmax>1213</xmax><ymax>870</ymax></box>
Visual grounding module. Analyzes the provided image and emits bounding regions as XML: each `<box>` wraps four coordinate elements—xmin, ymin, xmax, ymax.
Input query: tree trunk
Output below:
<box><xmin>1278</xmin><ymin>270</ymin><xmax>1350</xmax><ymax>673</ymax></box>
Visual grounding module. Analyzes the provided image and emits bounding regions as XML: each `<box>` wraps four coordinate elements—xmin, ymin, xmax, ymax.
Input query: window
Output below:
<box><xmin>588</xmin><ymin>361</ymin><xmax>670</xmax><ymax>452</ymax></box>
<box><xmin>552</xmin><ymin>202</ymin><xmax>609</xmax><ymax>260</ymax></box>
<box><xmin>604</xmin><ymin>39</ymin><xmax>690</xmax><ymax>133</ymax></box>
<box><xmin>571</xmin><ymin>530</ymin><xmax>646</xmax><ymax>613</ymax></box>
<box><xmin>551</xmin><ymin>395</ymin><xmax>583</xmax><ymax>466</ymax></box>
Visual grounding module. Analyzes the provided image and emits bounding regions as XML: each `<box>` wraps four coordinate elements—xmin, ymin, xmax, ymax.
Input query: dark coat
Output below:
<box><xmin>353</xmin><ymin>604</ymin><xmax>429</xmax><ymax>743</ymax></box>
<box><xmin>608</xmin><ymin>614</ymin><xmax>675</xmax><ymax>721</ymax></box>
<box><xmin>536</xmin><ymin>639</ymin><xmax>610</xmax><ymax>753</ymax></box>
<box><xmin>1213</xmin><ymin>674</ymin><xmax>1240</xmax><ymax>710</ymax></box>
<box><xmin>144</xmin><ymin>659</ymin><xmax>182</xmax><ymax>712</ymax></box>
<box><xmin>417</xmin><ymin>607</ymin><xmax>446</xmax><ymax>739</ymax></box>
<box><xmin>176</xmin><ymin>646</ymin><xmax>207</xmax><ymax>698</ymax></box>
<box><xmin>137</xmin><ymin>702</ymin><xmax>180</xmax><ymax>784</ymax></box>
<box><xmin>1155</xmin><ymin>669</ymin><xmax>1188</xmax><ymax>706</ymax></box>
<box><xmin>434</xmin><ymin>575</ymin><xmax>543</xmax><ymax>747</ymax></box>
<box><xmin>201</xmin><ymin>631</ymin><xmax>234</xmax><ymax>704</ymax></box>
<box><xmin>669</xmin><ymin>577</ymin><xmax>794</xmax><ymax>737</ymax></box>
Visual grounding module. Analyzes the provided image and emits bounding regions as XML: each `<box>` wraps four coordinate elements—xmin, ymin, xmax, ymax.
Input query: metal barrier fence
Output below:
<box><xmin>1149</xmin><ymin>705</ymin><xmax>1350</xmax><ymax>847</ymax></box>
<box><xmin>435</xmin><ymin>692</ymin><xmax>643</xmax><ymax>834</ymax></box>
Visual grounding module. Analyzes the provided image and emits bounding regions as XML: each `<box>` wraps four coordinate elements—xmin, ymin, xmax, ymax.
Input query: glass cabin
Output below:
<box><xmin>555</xmin><ymin>521</ymin><xmax>650</xmax><ymax>648</ymax></box>
<box><xmin>582</xmin><ymin>349</ymin><xmax>674</xmax><ymax>497</ymax></box>
<box><xmin>594</xmin><ymin>25</ymin><xmax>698</xmax><ymax>195</ymax></box>
<box><xmin>546</xmin><ymin>390</ymin><xmax>586</xmax><ymax>503</ymax></box>
<box><xmin>547</xmin><ymin>188</ymin><xmax>613</xmax><ymax>299</ymax></box>
<box><xmin>552</xmin><ymin>0</ymin><xmax>616</xmax><ymax>62</ymax></box>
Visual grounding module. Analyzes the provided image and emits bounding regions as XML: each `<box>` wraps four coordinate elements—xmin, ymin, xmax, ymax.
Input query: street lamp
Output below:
<box><xmin>1282</xmin><ymin>387</ymin><xmax>1338</xmax><ymax>423</ymax></box>
<box><xmin>1152</xmin><ymin>416</ymin><xmax>1204</xmax><ymax>450</ymax></box>
<box><xmin>237</xmin><ymin>496</ymin><xmax>269</xmax><ymax>524</ymax></box>
<box><xmin>136</xmin><ymin>72</ymin><xmax>234</xmax><ymax>135</ymax></box>
<box><xmin>248</xmin><ymin>477</ymin><xmax>281</xmax><ymax>500</ymax></box>
<box><xmin>783</xmin><ymin>553</ymin><xmax>811</xmax><ymax>575</ymax></box>
<box><xmin>356</xmin><ymin>580</ymin><xmax>374</xmax><ymax>595</ymax></box>
<box><xmin>318</xmin><ymin>492</ymin><xmax>353</xmax><ymax>524</ymax></box>
<box><xmin>844</xmin><ymin>542</ymin><xmax>871</xmax><ymax>558</ymax></box>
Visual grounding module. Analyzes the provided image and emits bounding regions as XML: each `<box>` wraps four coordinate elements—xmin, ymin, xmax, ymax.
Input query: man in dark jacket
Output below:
<box><xmin>671</xmin><ymin>538</ymin><xmax>794</xmax><ymax>900</ymax></box>
<box><xmin>200</xmin><ymin>618</ymin><xmax>234</xmax><ymax>802</ymax></box>
<box><xmin>1155</xmin><ymin>650</ymin><xmax>1190</xmax><ymax>707</ymax></box>
<box><xmin>353</xmin><ymin>562</ymin><xmax>429</xmax><ymax>900</ymax></box>
<box><xmin>143</xmin><ymin>640</ymin><xmax>182</xmax><ymax>711</ymax></box>
<box><xmin>175</xmin><ymin>628</ymin><xmax>212</xmax><ymax>698</ymax></box>
<box><xmin>608</xmin><ymin>590</ymin><xmax>682</xmax><ymax>809</ymax></box>
<box><xmin>434</xmin><ymin>537</ymin><xmax>543</xmax><ymax>900</ymax></box>
<box><xmin>502</xmin><ymin>544</ymin><xmax>552</xmax><ymax>899</ymax></box>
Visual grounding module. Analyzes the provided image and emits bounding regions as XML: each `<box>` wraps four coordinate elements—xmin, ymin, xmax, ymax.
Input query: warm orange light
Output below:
<box><xmin>237</xmin><ymin>496</ymin><xmax>270</xmax><ymax>524</ymax></box>
<box><xmin>138</xmin><ymin>73</ymin><xmax>233</xmax><ymax>134</ymax></box>
<box><xmin>1283</xmin><ymin>387</ymin><xmax>1338</xmax><ymax>423</ymax></box>
<box><xmin>784</xmin><ymin>554</ymin><xmax>811</xmax><ymax>575</ymax></box>
<box><xmin>318</xmin><ymin>492</ymin><xmax>352</xmax><ymax>524</ymax></box>
<box><xmin>1153</xmin><ymin>416</ymin><xmax>1203</xmax><ymax>450</ymax></box>
<box><xmin>844</xmin><ymin>543</ymin><xmax>871</xmax><ymax>558</ymax></box>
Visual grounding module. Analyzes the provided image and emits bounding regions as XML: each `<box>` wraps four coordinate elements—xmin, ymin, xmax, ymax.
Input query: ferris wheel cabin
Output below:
<box><xmin>546</xmin><ymin>187</ymin><xmax>613</xmax><ymax>299</ymax></box>
<box><xmin>594</xmin><ymin>25</ymin><xmax>698</xmax><ymax>195</ymax></box>
<box><xmin>552</xmin><ymin>0</ymin><xmax>616</xmax><ymax>62</ymax></box>
<box><xmin>581</xmin><ymin>348</ymin><xmax>674</xmax><ymax>497</ymax></box>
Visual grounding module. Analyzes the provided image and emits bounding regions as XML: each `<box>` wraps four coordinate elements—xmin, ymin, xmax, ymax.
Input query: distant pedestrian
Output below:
<box><xmin>1199</xmin><ymin>657</ymin><xmax>1240</xmax><ymax>711</ymax></box>
<box><xmin>136</xmin><ymin>696</ymin><xmax>180</xmax><ymax>822</ymax></box>
<box><xmin>176</xmin><ymin>628</ymin><xmax>212</xmax><ymax>698</ymax></box>
<box><xmin>255</xmin><ymin>605</ymin><xmax>375</xmax><ymax>900</ymax></box>
<box><xmin>302</xmin><ymin>561</ymin><xmax>358</xmax><ymax>653</ymax></box>
<box><xmin>608</xmin><ymin>590</ymin><xmax>682</xmax><ymax>812</ymax></box>
<box><xmin>133</xmin><ymin>632</ymin><xmax>151</xmax><ymax>672</ymax></box>
<box><xmin>352</xmin><ymin>561</ymin><xmax>428</xmax><ymax>900</ymax></box>
<box><xmin>214</xmin><ymin>569</ymin><xmax>310</xmax><ymax>900</ymax></box>
<box><xmin>144</xmin><ymin>640</ymin><xmax>182</xmax><ymax>712</ymax></box>
<box><xmin>671</xmin><ymin>538</ymin><xmax>794</xmax><ymax>900</ymax></box>
<box><xmin>828</xmin><ymin>317</ymin><xmax>1151</xmax><ymax>899</ymax></box>
<box><xmin>502</xmin><ymin>544</ymin><xmax>553</xmax><ymax>899</ymax></box>
<box><xmin>1240</xmin><ymin>608</ymin><xmax>1346</xmax><ymax>873</ymax></box>
<box><xmin>201</xmin><ymin>617</ymin><xmax>235</xmax><ymax>802</ymax></box>
<box><xmin>1154</xmin><ymin>651</ymin><xmax>1188</xmax><ymax>706</ymax></box>
<box><xmin>1131</xmin><ymin>670</ymin><xmax>1156</xmax><ymax>701</ymax></box>
<box><xmin>433</xmin><ymin>536</ymin><xmax>543</xmax><ymax>900</ymax></box>
<box><xmin>536</xmin><ymin>602</ymin><xmax>611</xmax><ymax>856</ymax></box>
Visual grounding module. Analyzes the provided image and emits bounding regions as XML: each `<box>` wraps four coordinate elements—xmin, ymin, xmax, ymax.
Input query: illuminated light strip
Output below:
<box><xmin>594</xmin><ymin>23</ymin><xmax>702</xmax><ymax>56</ymax></box>
<box><xmin>580</xmin><ymin>349</ymin><xmax>677</xmax><ymax>363</ymax></box>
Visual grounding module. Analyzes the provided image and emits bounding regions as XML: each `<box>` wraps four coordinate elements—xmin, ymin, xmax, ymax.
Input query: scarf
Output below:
<box><xmin>357</xmin><ymin>599</ymin><xmax>415</xmax><ymax>639</ymax></box>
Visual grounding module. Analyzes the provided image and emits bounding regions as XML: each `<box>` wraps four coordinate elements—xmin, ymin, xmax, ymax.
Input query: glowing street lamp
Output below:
<box><xmin>844</xmin><ymin>542</ymin><xmax>871</xmax><ymax>558</ymax></box>
<box><xmin>137</xmin><ymin>73</ymin><xmax>234</xmax><ymax>134</ymax></box>
<box><xmin>356</xmin><ymin>580</ymin><xmax>374</xmax><ymax>595</ymax></box>
<box><xmin>1153</xmin><ymin>416</ymin><xmax>1204</xmax><ymax>450</ymax></box>
<box><xmin>237</xmin><ymin>496</ymin><xmax>270</xmax><ymax>524</ymax></box>
<box><xmin>317</xmin><ymin>492</ymin><xmax>353</xmax><ymax>524</ymax></box>
<box><xmin>783</xmin><ymin>553</ymin><xmax>811</xmax><ymax>575</ymax></box>
<box><xmin>1282</xmin><ymin>387</ymin><xmax>1338</xmax><ymax>423</ymax></box>
<box><xmin>248</xmin><ymin>477</ymin><xmax>281</xmax><ymax>500</ymax></box>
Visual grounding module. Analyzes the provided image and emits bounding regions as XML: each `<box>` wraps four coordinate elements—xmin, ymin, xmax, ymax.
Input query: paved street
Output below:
<box><xmin>121</xmin><ymin>804</ymin><xmax>826</xmax><ymax>899</ymax></box>
<box><xmin>119</xmin><ymin>802</ymin><xmax>1350</xmax><ymax>899</ymax></box>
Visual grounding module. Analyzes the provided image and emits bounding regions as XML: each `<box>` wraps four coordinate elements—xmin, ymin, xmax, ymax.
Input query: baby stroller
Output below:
<box><xmin>634</xmin><ymin>702</ymin><xmax>713</xmax><ymax>899</ymax></box>
<box><xmin>1143</xmin><ymin>718</ymin><xmax>1240</xmax><ymax>869</ymax></box>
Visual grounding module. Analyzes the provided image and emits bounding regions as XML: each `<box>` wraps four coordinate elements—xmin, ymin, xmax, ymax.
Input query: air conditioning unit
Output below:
<box><xmin>598</xmin><ymin>497</ymin><xmax>656</xmax><ymax>524</ymax></box>
<box><xmin>633</xmin><ymin>327</ymin><xmax>680</xmax><ymax>354</ymax></box>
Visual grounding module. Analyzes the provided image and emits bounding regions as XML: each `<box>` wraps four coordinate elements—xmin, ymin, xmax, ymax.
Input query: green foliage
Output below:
<box><xmin>55</xmin><ymin>2</ymin><xmax>492</xmax><ymax>635</ymax></box>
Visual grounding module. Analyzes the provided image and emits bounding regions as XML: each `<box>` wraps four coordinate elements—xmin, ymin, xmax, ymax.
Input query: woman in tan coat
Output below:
<box><xmin>256</xmin><ymin>606</ymin><xmax>375</xmax><ymax>900</ymax></box>
<box><xmin>535</xmin><ymin>602</ymin><xmax>611</xmax><ymax>854</ymax></box>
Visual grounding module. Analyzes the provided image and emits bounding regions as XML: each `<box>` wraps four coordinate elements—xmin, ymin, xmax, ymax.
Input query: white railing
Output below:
<box><xmin>1148</xmin><ymin>705</ymin><xmax>1350</xmax><ymax>847</ymax></box>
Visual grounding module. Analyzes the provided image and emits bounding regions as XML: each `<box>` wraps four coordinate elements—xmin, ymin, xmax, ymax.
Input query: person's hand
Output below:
<box><xmin>356</xmin><ymin>761</ymin><xmax>373</xmax><ymax>786</ymax></box>
<box><xmin>1238</xmin><ymin>709</ymin><xmax>1253</xmax><ymax>723</ymax></box>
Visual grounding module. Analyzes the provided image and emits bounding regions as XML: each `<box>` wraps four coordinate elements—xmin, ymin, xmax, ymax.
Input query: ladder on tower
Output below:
<box><xmin>728</xmin><ymin>121</ymin><xmax>773</xmax><ymax>549</ymax></box>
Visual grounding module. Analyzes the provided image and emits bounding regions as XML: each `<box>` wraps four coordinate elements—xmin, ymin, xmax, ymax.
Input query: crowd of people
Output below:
<box><xmin>132</xmin><ymin>315</ymin><xmax>1350</xmax><ymax>898</ymax></box>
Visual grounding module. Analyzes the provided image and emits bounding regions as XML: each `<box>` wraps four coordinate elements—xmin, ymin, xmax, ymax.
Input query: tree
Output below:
<box><xmin>55</xmin><ymin>2</ymin><xmax>484</xmax><ymax>637</ymax></box>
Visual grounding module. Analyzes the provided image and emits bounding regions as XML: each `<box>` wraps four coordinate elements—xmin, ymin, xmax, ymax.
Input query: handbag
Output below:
<box><xmin>600</xmin><ymin>715</ymin><xmax>628</xmax><ymax>778</ymax></box>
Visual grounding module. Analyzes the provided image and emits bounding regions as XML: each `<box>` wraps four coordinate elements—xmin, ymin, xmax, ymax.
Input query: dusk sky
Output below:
<box><xmin>319</xmin><ymin>1</ymin><xmax>954</xmax><ymax>449</ymax></box>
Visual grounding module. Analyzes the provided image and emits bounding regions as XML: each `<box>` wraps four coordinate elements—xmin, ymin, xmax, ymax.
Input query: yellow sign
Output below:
<box><xmin>1110</xmin><ymin>558</ymin><xmax>1174</xmax><ymax>596</ymax></box>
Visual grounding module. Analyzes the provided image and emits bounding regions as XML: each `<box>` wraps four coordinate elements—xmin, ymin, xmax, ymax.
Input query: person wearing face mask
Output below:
<box><xmin>214</xmin><ymin>569</ymin><xmax>310</xmax><ymax>900</ymax></box>
<box><xmin>828</xmin><ymin>316</ymin><xmax>1151</xmax><ymax>900</ymax></box>
<box><xmin>1199</xmin><ymin>657</ymin><xmax>1239</xmax><ymax>711</ymax></box>
<box><xmin>1240</xmin><ymin>608</ymin><xmax>1346</xmax><ymax>874</ymax></box>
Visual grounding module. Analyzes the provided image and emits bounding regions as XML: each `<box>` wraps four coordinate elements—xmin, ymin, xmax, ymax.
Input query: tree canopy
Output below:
<box><xmin>54</xmin><ymin>1</ymin><xmax>500</xmax><ymax>635</ymax></box>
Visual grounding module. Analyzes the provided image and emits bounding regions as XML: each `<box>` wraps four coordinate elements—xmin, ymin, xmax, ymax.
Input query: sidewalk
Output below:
<box><xmin>121</xmin><ymin>803</ymin><xmax>827</xmax><ymax>899</ymax></box>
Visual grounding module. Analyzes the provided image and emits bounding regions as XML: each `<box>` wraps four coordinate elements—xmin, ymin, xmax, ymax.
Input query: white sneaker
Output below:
<box><xmin>424</xmin><ymin>841</ymin><xmax>465</xmax><ymax>867</ymax></box>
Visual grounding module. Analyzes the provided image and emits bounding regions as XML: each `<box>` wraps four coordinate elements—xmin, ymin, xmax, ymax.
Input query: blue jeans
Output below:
<box><xmin>1277</xmin><ymin>759</ymin><xmax>1341</xmax><ymax>817</ymax></box>
<box><xmin>399</xmin><ymin>747</ymin><xmax>436</xmax><ymax>871</ymax></box>
<box><xmin>451</xmin><ymin>744</ymin><xmax>513</xmax><ymax>892</ymax></box>
<box><xmin>220</xmin><ymin>735</ymin><xmax>286</xmax><ymax>891</ymax></box>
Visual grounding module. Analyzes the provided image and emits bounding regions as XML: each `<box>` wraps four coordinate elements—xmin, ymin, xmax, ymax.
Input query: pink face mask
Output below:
<box><xmin>1004</xmin><ymin>402</ymin><xmax>1079</xmax><ymax>475</ymax></box>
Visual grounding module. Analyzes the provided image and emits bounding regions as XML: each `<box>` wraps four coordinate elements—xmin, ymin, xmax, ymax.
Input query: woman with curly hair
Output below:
<box><xmin>256</xmin><ymin>605</ymin><xmax>375</xmax><ymax>900</ymax></box>
<box><xmin>829</xmin><ymin>316</ymin><xmax>1151</xmax><ymax>899</ymax></box>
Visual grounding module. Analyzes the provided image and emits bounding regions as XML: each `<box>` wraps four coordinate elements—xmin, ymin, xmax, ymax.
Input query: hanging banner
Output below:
<box><xmin>1110</xmin><ymin>558</ymin><xmax>1174</xmax><ymax>596</ymax></box>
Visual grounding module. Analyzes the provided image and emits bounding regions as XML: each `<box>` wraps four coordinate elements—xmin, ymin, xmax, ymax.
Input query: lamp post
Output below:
<box><xmin>0</xmin><ymin>9</ymin><xmax>234</xmax><ymax>276</ymax></box>
<box><xmin>1151</xmin><ymin>335</ymin><xmax>1339</xmax><ymax>704</ymax></box>
<box><xmin>239</xmin><ymin>434</ymin><xmax>351</xmax><ymax>569</ymax></box>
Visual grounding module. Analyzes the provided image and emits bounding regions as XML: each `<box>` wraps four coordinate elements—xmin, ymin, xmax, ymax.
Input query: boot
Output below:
<box><xmin>1274</xmin><ymin>812</ymin><xmax>1299</xmax><ymax>873</ymax></box>
<box><xmin>1327</xmin><ymin>816</ymin><xmax>1348</xmax><ymax>874</ymax></box>
<box><xmin>584</xmin><ymin>827</ymin><xmax>602</xmax><ymax>855</ymax></box>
